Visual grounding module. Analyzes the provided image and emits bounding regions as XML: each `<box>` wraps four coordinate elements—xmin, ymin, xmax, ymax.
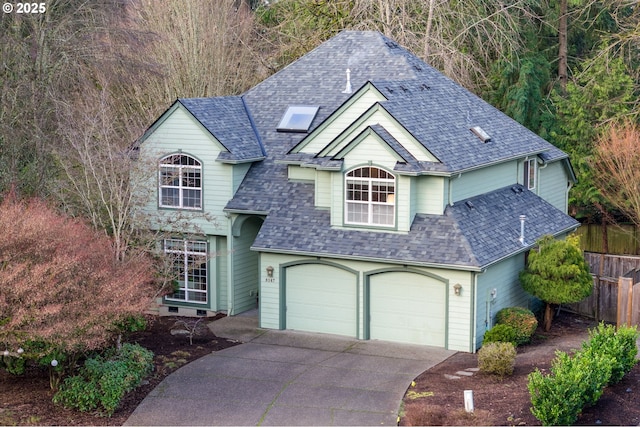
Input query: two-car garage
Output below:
<box><xmin>282</xmin><ymin>262</ymin><xmax>447</xmax><ymax>348</ymax></box>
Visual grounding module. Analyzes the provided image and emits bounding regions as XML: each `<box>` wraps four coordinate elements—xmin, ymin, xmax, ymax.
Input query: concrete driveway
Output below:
<box><xmin>125</xmin><ymin>313</ymin><xmax>455</xmax><ymax>426</ymax></box>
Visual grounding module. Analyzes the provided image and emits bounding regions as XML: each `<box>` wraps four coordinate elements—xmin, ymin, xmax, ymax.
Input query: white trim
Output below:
<box><xmin>164</xmin><ymin>238</ymin><xmax>208</xmax><ymax>304</ymax></box>
<box><xmin>344</xmin><ymin>166</ymin><xmax>396</xmax><ymax>227</ymax></box>
<box><xmin>158</xmin><ymin>154</ymin><xmax>203</xmax><ymax>209</ymax></box>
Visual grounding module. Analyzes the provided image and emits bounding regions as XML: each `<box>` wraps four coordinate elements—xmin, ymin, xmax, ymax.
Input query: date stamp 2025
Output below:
<box><xmin>3</xmin><ymin>2</ymin><xmax>46</xmax><ymax>14</ymax></box>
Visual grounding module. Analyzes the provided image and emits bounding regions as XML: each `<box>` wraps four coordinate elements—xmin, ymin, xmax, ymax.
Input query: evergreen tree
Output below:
<box><xmin>520</xmin><ymin>235</ymin><xmax>592</xmax><ymax>331</ymax></box>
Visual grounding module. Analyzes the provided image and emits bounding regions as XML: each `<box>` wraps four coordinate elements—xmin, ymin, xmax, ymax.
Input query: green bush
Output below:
<box><xmin>482</xmin><ymin>324</ymin><xmax>519</xmax><ymax>346</ymax></box>
<box><xmin>528</xmin><ymin>349</ymin><xmax>613</xmax><ymax>425</ymax></box>
<box><xmin>583</xmin><ymin>323</ymin><xmax>638</xmax><ymax>384</ymax></box>
<box><xmin>0</xmin><ymin>354</ymin><xmax>26</xmax><ymax>375</ymax></box>
<box><xmin>528</xmin><ymin>323</ymin><xmax>638</xmax><ymax>425</ymax></box>
<box><xmin>495</xmin><ymin>307</ymin><xmax>538</xmax><ymax>345</ymax></box>
<box><xmin>54</xmin><ymin>343</ymin><xmax>153</xmax><ymax>417</ymax></box>
<box><xmin>478</xmin><ymin>342</ymin><xmax>517</xmax><ymax>377</ymax></box>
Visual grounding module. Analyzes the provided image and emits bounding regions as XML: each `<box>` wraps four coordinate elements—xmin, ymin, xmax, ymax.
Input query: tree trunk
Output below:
<box><xmin>544</xmin><ymin>302</ymin><xmax>554</xmax><ymax>331</ymax></box>
<box><xmin>558</xmin><ymin>0</ymin><xmax>568</xmax><ymax>91</ymax></box>
<box><xmin>424</xmin><ymin>0</ymin><xmax>436</xmax><ymax>59</ymax></box>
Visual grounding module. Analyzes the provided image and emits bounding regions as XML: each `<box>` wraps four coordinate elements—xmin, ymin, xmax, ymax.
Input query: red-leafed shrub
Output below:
<box><xmin>0</xmin><ymin>194</ymin><xmax>155</xmax><ymax>357</ymax></box>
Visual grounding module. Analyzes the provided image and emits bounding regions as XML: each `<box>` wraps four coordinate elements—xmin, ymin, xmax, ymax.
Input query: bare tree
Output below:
<box><xmin>592</xmin><ymin>121</ymin><xmax>640</xmax><ymax>229</ymax></box>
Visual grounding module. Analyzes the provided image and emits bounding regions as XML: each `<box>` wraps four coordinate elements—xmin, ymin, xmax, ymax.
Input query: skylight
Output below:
<box><xmin>277</xmin><ymin>105</ymin><xmax>319</xmax><ymax>133</ymax></box>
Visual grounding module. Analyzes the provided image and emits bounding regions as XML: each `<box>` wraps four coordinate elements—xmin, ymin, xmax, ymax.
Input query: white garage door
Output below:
<box><xmin>369</xmin><ymin>271</ymin><xmax>446</xmax><ymax>347</ymax></box>
<box><xmin>285</xmin><ymin>263</ymin><xmax>357</xmax><ymax>337</ymax></box>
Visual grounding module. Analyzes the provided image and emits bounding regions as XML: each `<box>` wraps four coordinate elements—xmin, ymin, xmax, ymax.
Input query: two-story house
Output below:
<box><xmin>135</xmin><ymin>31</ymin><xmax>578</xmax><ymax>352</ymax></box>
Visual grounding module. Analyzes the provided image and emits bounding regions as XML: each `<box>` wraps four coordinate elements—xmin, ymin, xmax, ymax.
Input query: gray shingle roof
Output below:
<box><xmin>217</xmin><ymin>31</ymin><xmax>578</xmax><ymax>269</ymax></box>
<box><xmin>178</xmin><ymin>97</ymin><xmax>264</xmax><ymax>162</ymax></box>
<box><xmin>251</xmin><ymin>184</ymin><xmax>578</xmax><ymax>269</ymax></box>
<box><xmin>375</xmin><ymin>79</ymin><xmax>553</xmax><ymax>172</ymax></box>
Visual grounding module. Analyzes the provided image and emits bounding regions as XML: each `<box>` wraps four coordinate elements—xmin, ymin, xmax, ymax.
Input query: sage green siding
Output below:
<box><xmin>538</xmin><ymin>161</ymin><xmax>569</xmax><ymax>212</ymax></box>
<box><xmin>298</xmin><ymin>88</ymin><xmax>385</xmax><ymax>154</ymax></box>
<box><xmin>474</xmin><ymin>253</ymin><xmax>530</xmax><ymax>349</ymax></box>
<box><xmin>137</xmin><ymin>105</ymin><xmax>235</xmax><ymax>236</ymax></box>
<box><xmin>325</xmin><ymin>110</ymin><xmax>436</xmax><ymax>162</ymax></box>
<box><xmin>258</xmin><ymin>252</ymin><xmax>474</xmax><ymax>351</ymax></box>
<box><xmin>341</xmin><ymin>135</ymin><xmax>400</xmax><ymax>171</ymax></box>
<box><xmin>315</xmin><ymin>170</ymin><xmax>331</xmax><ymax>208</ymax></box>
<box><xmin>416</xmin><ymin>176</ymin><xmax>446</xmax><ymax>215</ymax></box>
<box><xmin>288</xmin><ymin>165</ymin><xmax>315</xmax><ymax>182</ymax></box>
<box><xmin>451</xmin><ymin>161</ymin><xmax>517</xmax><ymax>203</ymax></box>
<box><xmin>217</xmin><ymin>236</ymin><xmax>228</xmax><ymax>311</ymax></box>
<box><xmin>232</xmin><ymin>216</ymin><xmax>262</xmax><ymax>314</ymax></box>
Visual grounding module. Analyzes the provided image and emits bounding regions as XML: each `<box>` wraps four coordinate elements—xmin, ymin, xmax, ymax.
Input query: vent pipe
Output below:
<box><xmin>342</xmin><ymin>68</ymin><xmax>352</xmax><ymax>94</ymax></box>
<box><xmin>519</xmin><ymin>215</ymin><xmax>526</xmax><ymax>246</ymax></box>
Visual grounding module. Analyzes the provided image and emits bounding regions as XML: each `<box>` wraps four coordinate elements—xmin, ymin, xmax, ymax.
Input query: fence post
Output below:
<box><xmin>632</xmin><ymin>282</ymin><xmax>640</xmax><ymax>328</ymax></box>
<box><xmin>617</xmin><ymin>277</ymin><xmax>633</xmax><ymax>328</ymax></box>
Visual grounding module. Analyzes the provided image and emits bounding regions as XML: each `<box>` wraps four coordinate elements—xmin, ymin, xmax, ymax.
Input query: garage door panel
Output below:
<box><xmin>369</xmin><ymin>272</ymin><xmax>446</xmax><ymax>347</ymax></box>
<box><xmin>286</xmin><ymin>264</ymin><xmax>357</xmax><ymax>337</ymax></box>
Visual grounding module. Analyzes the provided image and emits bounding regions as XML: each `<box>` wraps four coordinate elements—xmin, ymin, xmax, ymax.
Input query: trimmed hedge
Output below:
<box><xmin>528</xmin><ymin>323</ymin><xmax>638</xmax><ymax>425</ymax></box>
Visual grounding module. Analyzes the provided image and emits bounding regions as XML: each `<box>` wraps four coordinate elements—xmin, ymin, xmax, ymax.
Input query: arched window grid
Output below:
<box><xmin>159</xmin><ymin>154</ymin><xmax>202</xmax><ymax>209</ymax></box>
<box><xmin>345</xmin><ymin>166</ymin><xmax>396</xmax><ymax>227</ymax></box>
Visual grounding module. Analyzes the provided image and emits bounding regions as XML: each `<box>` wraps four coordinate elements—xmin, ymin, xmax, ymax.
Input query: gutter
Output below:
<box><xmin>477</xmin><ymin>223</ymin><xmax>581</xmax><ymax>271</ymax></box>
<box><xmin>249</xmin><ymin>246</ymin><xmax>484</xmax><ymax>272</ymax></box>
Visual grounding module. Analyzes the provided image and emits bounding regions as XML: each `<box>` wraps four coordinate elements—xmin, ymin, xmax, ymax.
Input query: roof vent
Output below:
<box><xmin>519</xmin><ymin>215</ymin><xmax>527</xmax><ymax>246</ymax></box>
<box><xmin>342</xmin><ymin>68</ymin><xmax>352</xmax><ymax>94</ymax></box>
<box><xmin>511</xmin><ymin>186</ymin><xmax>523</xmax><ymax>194</ymax></box>
<box><xmin>465</xmin><ymin>201</ymin><xmax>475</xmax><ymax>210</ymax></box>
<box><xmin>470</xmin><ymin>126</ymin><xmax>491</xmax><ymax>143</ymax></box>
<box><xmin>420</xmin><ymin>83</ymin><xmax>431</xmax><ymax>91</ymax></box>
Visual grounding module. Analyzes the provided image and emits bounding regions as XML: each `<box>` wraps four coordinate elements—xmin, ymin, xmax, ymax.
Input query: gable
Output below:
<box><xmin>137</xmin><ymin>102</ymin><xmax>228</xmax><ymax>154</ymax></box>
<box><xmin>333</xmin><ymin>126</ymin><xmax>409</xmax><ymax>170</ymax></box>
<box><xmin>290</xmin><ymin>82</ymin><xmax>386</xmax><ymax>155</ymax></box>
<box><xmin>319</xmin><ymin>104</ymin><xmax>439</xmax><ymax>163</ymax></box>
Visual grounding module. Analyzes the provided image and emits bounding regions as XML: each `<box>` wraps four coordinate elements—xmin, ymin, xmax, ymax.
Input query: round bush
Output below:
<box><xmin>495</xmin><ymin>307</ymin><xmax>538</xmax><ymax>345</ymax></box>
<box><xmin>478</xmin><ymin>342</ymin><xmax>517</xmax><ymax>377</ymax></box>
<box><xmin>482</xmin><ymin>324</ymin><xmax>519</xmax><ymax>346</ymax></box>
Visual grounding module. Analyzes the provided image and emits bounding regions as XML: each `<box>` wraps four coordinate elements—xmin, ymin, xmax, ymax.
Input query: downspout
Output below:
<box><xmin>448</xmin><ymin>173</ymin><xmax>462</xmax><ymax>206</ymax></box>
<box><xmin>226</xmin><ymin>212</ymin><xmax>235</xmax><ymax>315</ymax></box>
<box><xmin>471</xmin><ymin>268</ymin><xmax>485</xmax><ymax>353</ymax></box>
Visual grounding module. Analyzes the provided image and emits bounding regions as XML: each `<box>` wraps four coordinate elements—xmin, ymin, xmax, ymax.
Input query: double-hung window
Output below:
<box><xmin>524</xmin><ymin>158</ymin><xmax>536</xmax><ymax>190</ymax></box>
<box><xmin>164</xmin><ymin>239</ymin><xmax>208</xmax><ymax>304</ymax></box>
<box><xmin>159</xmin><ymin>154</ymin><xmax>202</xmax><ymax>209</ymax></box>
<box><xmin>345</xmin><ymin>166</ymin><xmax>395</xmax><ymax>227</ymax></box>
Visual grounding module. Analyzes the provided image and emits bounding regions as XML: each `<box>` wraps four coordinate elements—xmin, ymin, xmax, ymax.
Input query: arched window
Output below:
<box><xmin>345</xmin><ymin>166</ymin><xmax>395</xmax><ymax>226</ymax></box>
<box><xmin>159</xmin><ymin>154</ymin><xmax>202</xmax><ymax>209</ymax></box>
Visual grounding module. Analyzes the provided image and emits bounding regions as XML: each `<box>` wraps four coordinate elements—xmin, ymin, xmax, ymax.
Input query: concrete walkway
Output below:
<box><xmin>125</xmin><ymin>313</ymin><xmax>455</xmax><ymax>426</ymax></box>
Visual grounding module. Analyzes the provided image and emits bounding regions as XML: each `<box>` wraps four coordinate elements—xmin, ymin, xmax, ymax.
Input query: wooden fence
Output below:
<box><xmin>566</xmin><ymin>252</ymin><xmax>640</xmax><ymax>324</ymax></box>
<box><xmin>575</xmin><ymin>224</ymin><xmax>640</xmax><ymax>255</ymax></box>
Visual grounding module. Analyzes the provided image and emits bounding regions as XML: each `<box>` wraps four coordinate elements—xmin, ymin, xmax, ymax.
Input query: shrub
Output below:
<box><xmin>495</xmin><ymin>307</ymin><xmax>538</xmax><ymax>345</ymax></box>
<box><xmin>478</xmin><ymin>342</ymin><xmax>517</xmax><ymax>377</ymax></box>
<box><xmin>482</xmin><ymin>324</ymin><xmax>519</xmax><ymax>346</ymax></box>
<box><xmin>583</xmin><ymin>323</ymin><xmax>638</xmax><ymax>385</ymax></box>
<box><xmin>528</xmin><ymin>348</ymin><xmax>613</xmax><ymax>425</ymax></box>
<box><xmin>53</xmin><ymin>343</ymin><xmax>153</xmax><ymax>416</ymax></box>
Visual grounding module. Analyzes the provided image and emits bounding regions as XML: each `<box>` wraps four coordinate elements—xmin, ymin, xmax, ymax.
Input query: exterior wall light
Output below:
<box><xmin>453</xmin><ymin>283</ymin><xmax>462</xmax><ymax>296</ymax></box>
<box><xmin>266</xmin><ymin>266</ymin><xmax>274</xmax><ymax>278</ymax></box>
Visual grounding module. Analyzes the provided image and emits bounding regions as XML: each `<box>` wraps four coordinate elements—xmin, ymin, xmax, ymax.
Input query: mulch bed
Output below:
<box><xmin>399</xmin><ymin>312</ymin><xmax>640</xmax><ymax>426</ymax></box>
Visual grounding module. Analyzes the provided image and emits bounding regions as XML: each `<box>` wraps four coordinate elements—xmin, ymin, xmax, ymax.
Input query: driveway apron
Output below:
<box><xmin>125</xmin><ymin>314</ymin><xmax>455</xmax><ymax>426</ymax></box>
